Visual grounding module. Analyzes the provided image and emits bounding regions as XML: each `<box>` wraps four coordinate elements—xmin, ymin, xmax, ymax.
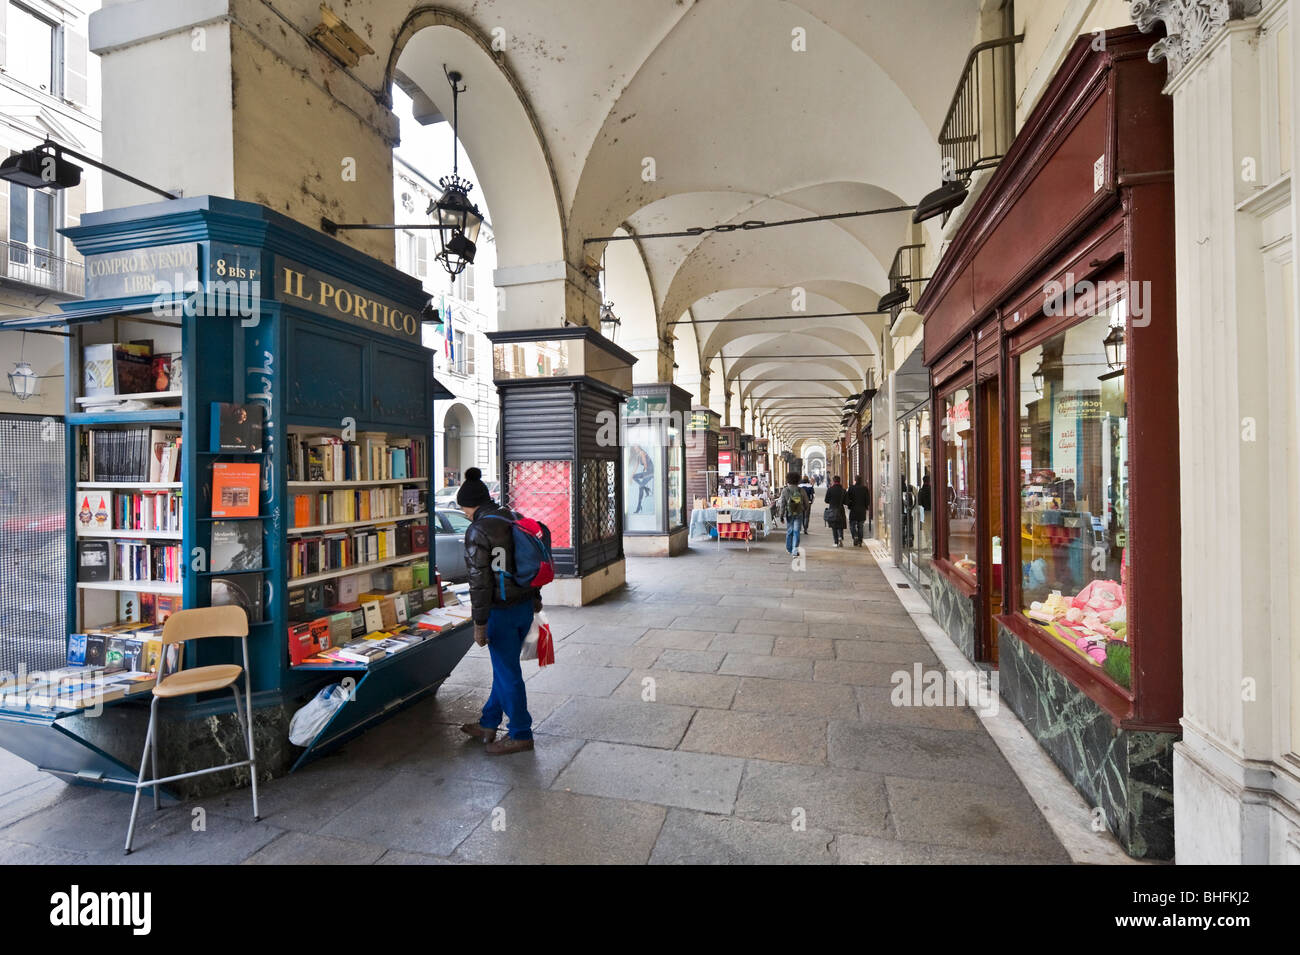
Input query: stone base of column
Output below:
<box><xmin>1172</xmin><ymin>728</ymin><xmax>1300</xmax><ymax>864</ymax></box>
<box><xmin>541</xmin><ymin>560</ymin><xmax>627</xmax><ymax>606</ymax></box>
<box><xmin>622</xmin><ymin>527</ymin><xmax>688</xmax><ymax>558</ymax></box>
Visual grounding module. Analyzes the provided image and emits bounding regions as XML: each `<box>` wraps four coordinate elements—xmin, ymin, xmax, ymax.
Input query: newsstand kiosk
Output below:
<box><xmin>0</xmin><ymin>196</ymin><xmax>474</xmax><ymax>795</ymax></box>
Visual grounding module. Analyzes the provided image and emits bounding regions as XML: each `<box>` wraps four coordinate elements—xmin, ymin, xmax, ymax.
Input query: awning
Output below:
<box><xmin>0</xmin><ymin>298</ymin><xmax>173</xmax><ymax>330</ymax></box>
<box><xmin>431</xmin><ymin>375</ymin><xmax>454</xmax><ymax>401</ymax></box>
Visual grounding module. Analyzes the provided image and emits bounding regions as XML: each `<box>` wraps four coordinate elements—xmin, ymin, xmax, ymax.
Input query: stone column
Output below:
<box><xmin>1130</xmin><ymin>0</ymin><xmax>1300</xmax><ymax>863</ymax></box>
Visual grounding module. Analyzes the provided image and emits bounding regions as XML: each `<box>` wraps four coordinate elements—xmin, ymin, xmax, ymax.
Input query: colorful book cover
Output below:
<box><xmin>211</xmin><ymin>462</ymin><xmax>260</xmax><ymax>518</ymax></box>
<box><xmin>210</xmin><ymin>402</ymin><xmax>265</xmax><ymax>453</ymax></box>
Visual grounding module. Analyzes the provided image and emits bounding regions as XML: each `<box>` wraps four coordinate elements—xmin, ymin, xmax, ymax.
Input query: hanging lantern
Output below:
<box><xmin>1103</xmin><ymin>322</ymin><xmax>1126</xmax><ymax>371</ymax></box>
<box><xmin>599</xmin><ymin>301</ymin><xmax>621</xmax><ymax>343</ymax></box>
<box><xmin>1031</xmin><ymin>358</ymin><xmax>1045</xmax><ymax>396</ymax></box>
<box><xmin>430</xmin><ymin>69</ymin><xmax>484</xmax><ymax>278</ymax></box>
<box><xmin>8</xmin><ymin>361</ymin><xmax>39</xmax><ymax>400</ymax></box>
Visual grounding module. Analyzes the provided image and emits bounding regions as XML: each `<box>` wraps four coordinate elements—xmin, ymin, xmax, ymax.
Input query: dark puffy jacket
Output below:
<box><xmin>464</xmin><ymin>502</ymin><xmax>540</xmax><ymax>625</ymax></box>
<box><xmin>824</xmin><ymin>483</ymin><xmax>847</xmax><ymax>527</ymax></box>
<box><xmin>845</xmin><ymin>483</ymin><xmax>870</xmax><ymax>521</ymax></box>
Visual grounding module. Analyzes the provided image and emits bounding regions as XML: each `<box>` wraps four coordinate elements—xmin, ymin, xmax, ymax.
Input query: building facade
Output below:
<box><xmin>391</xmin><ymin>152</ymin><xmax>499</xmax><ymax>488</ymax></box>
<box><xmin>0</xmin><ymin>0</ymin><xmax>100</xmax><ymax>419</ymax></box>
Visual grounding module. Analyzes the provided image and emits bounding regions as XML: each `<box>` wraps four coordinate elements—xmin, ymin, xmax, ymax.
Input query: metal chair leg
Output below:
<box><xmin>231</xmin><ymin>683</ymin><xmax>260</xmax><ymax>821</ymax></box>
<box><xmin>151</xmin><ymin>701</ymin><xmax>160</xmax><ymax>812</ymax></box>
<box><xmin>124</xmin><ymin>700</ymin><xmax>157</xmax><ymax>855</ymax></box>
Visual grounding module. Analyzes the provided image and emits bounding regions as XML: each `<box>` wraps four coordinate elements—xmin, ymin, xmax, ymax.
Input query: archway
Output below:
<box><xmin>441</xmin><ymin>403</ymin><xmax>476</xmax><ymax>487</ymax></box>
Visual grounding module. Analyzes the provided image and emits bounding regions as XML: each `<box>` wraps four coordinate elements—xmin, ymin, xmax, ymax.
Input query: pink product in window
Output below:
<box><xmin>507</xmin><ymin>460</ymin><xmax>573</xmax><ymax>548</ymax></box>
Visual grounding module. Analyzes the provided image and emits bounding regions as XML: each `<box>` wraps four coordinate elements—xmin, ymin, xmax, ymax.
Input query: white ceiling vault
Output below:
<box><xmin>386</xmin><ymin>0</ymin><xmax>982</xmax><ymax>446</ymax></box>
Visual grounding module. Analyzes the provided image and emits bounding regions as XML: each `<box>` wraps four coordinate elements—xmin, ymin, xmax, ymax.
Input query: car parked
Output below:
<box><xmin>434</xmin><ymin>480</ymin><xmax>502</xmax><ymax>509</ymax></box>
<box><xmin>431</xmin><ymin>507</ymin><xmax>472</xmax><ymax>582</ymax></box>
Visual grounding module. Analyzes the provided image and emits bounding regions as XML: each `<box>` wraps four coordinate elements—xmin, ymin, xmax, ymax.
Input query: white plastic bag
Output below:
<box><xmin>289</xmin><ymin>683</ymin><xmax>349</xmax><ymax>746</ymax></box>
<box><xmin>520</xmin><ymin>615</ymin><xmax>541</xmax><ymax>661</ymax></box>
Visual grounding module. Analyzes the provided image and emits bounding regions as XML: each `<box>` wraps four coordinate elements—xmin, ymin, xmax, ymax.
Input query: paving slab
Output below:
<box><xmin>558</xmin><ymin>642</ymin><xmax>663</xmax><ymax>669</ymax></box>
<box><xmin>827</xmin><ymin>721</ymin><xmax>1021</xmax><ymax>788</ymax></box>
<box><xmin>652</xmin><ymin>648</ymin><xmax>726</xmax><ymax>673</ymax></box>
<box><xmin>650</xmin><ymin>808</ymin><xmax>836</xmax><ymax>864</ymax></box>
<box><xmin>680</xmin><ymin>709</ymin><xmax>827</xmax><ymax>765</ymax></box>
<box><xmin>885</xmin><ymin>776</ymin><xmax>1070</xmax><ymax>861</ymax></box>
<box><xmin>636</xmin><ymin>628</ymin><xmax>719</xmax><ymax>651</ymax></box>
<box><xmin>834</xmin><ymin>834</ymin><xmax>1052</xmax><ymax>865</ymax></box>
<box><xmin>398</xmin><ymin>724</ymin><xmax>586</xmax><ymax>789</ymax></box>
<box><xmin>834</xmin><ymin>639</ymin><xmax>938</xmax><ymax>664</ymax></box>
<box><xmin>536</xmin><ymin>697</ymin><xmax>695</xmax><ymax>749</ymax></box>
<box><xmin>374</xmin><ymin>849</ymin><xmax>460</xmax><ymax>864</ymax></box>
<box><xmin>813</xmin><ymin>659</ymin><xmax>906</xmax><ymax>686</ymax></box>
<box><xmin>612</xmin><ymin>669</ymin><xmax>740</xmax><ymax>709</ymax></box>
<box><xmin>553</xmin><ymin>741</ymin><xmax>744</xmax><ymax>814</ymax></box>
<box><xmin>718</xmin><ymin>652</ymin><xmax>814</xmax><ymax>681</ymax></box>
<box><xmin>668</xmin><ymin>615</ymin><xmax>739</xmax><ymax>633</ymax></box>
<box><xmin>738</xmin><ymin>617</ymin><xmax>810</xmax><ymax>637</ymax></box>
<box><xmin>524</xmin><ymin>663</ymin><xmax>631</xmax><ymax>697</ymax></box>
<box><xmin>707</xmin><ymin>632</ymin><xmax>775</xmax><ymax>655</ymax></box>
<box><xmin>734</xmin><ymin>761</ymin><xmax>890</xmax><ymax>836</ymax></box>
<box><xmin>318</xmin><ymin>772</ymin><xmax>507</xmax><ymax>856</ymax></box>
<box><xmin>855</xmin><ymin>684</ymin><xmax>983</xmax><ymax>731</ymax></box>
<box><xmin>242</xmin><ymin>831</ymin><xmax>387</xmax><ymax>865</ymax></box>
<box><xmin>455</xmin><ymin>788</ymin><xmax>666</xmax><ymax>865</ymax></box>
<box><xmin>564</xmin><ymin>623</ymin><xmax>650</xmax><ymax>646</ymax></box>
<box><xmin>772</xmin><ymin>636</ymin><xmax>835</xmax><ymax>659</ymax></box>
<box><xmin>730</xmin><ymin>676</ymin><xmax>859</xmax><ymax>719</ymax></box>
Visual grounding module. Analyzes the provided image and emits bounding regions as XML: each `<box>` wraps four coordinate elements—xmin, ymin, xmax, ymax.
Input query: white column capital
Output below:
<box><xmin>1128</xmin><ymin>0</ymin><xmax>1262</xmax><ymax>79</ymax></box>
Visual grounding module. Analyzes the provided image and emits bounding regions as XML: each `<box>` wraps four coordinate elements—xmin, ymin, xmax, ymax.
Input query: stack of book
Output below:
<box><xmin>75</xmin><ymin>489</ymin><xmax>183</xmax><ymax>534</ymax></box>
<box><xmin>76</xmin><ymin>539</ymin><xmax>182</xmax><ymax>584</ymax></box>
<box><xmin>288</xmin><ymin>520</ymin><xmax>425</xmax><ymax>579</ymax></box>
<box><xmin>291</xmin><ymin>486</ymin><xmax>423</xmax><ymax>527</ymax></box>
<box><xmin>286</xmin><ymin>431</ymin><xmax>428</xmax><ymax>482</ymax></box>
<box><xmin>287</xmin><ymin>579</ymin><xmax>454</xmax><ymax>667</ymax></box>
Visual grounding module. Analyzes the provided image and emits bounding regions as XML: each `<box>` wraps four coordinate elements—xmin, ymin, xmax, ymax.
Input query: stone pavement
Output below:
<box><xmin>0</xmin><ymin>530</ymin><xmax>1070</xmax><ymax>864</ymax></box>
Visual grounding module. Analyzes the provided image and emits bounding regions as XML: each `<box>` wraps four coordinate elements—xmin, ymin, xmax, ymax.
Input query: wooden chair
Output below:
<box><xmin>124</xmin><ymin>605</ymin><xmax>259</xmax><ymax>854</ymax></box>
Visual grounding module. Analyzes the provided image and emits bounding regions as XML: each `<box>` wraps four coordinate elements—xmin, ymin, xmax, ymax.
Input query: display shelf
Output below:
<box><xmin>286</xmin><ymin>512</ymin><xmax>428</xmax><ymax>536</ymax></box>
<box><xmin>76</xmin><ymin>529</ymin><xmax>183</xmax><ymax>540</ymax></box>
<box><xmin>68</xmin><ymin>409</ymin><xmax>183</xmax><ymax>426</ymax></box>
<box><xmin>286</xmin><ymin>478</ymin><xmax>428</xmax><ymax>489</ymax></box>
<box><xmin>77</xmin><ymin>482</ymin><xmax>183</xmax><ymax>491</ymax></box>
<box><xmin>286</xmin><ymin>552</ymin><xmax>425</xmax><ymax>589</ymax></box>
<box><xmin>75</xmin><ymin>391</ymin><xmax>182</xmax><ymax>406</ymax></box>
<box><xmin>77</xmin><ymin>580</ymin><xmax>183</xmax><ymax>595</ymax></box>
<box><xmin>199</xmin><ymin>566</ymin><xmax>270</xmax><ymax>576</ymax></box>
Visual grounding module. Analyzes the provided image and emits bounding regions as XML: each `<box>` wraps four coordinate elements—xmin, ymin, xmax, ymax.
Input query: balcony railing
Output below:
<box><xmin>0</xmin><ymin>240</ymin><xmax>85</xmax><ymax>297</ymax></box>
<box><xmin>938</xmin><ymin>33</ymin><xmax>1023</xmax><ymax>222</ymax></box>
<box><xmin>887</xmin><ymin>243</ymin><xmax>927</xmax><ymax>312</ymax></box>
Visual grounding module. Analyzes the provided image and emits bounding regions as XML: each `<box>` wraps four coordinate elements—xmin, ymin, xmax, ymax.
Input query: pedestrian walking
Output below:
<box><xmin>457</xmin><ymin>468</ymin><xmax>542</xmax><ymax>756</ymax></box>
<box><xmin>824</xmin><ymin>474</ymin><xmax>847</xmax><ymax>546</ymax></box>
<box><xmin>846</xmin><ymin>474</ymin><xmax>869</xmax><ymax>546</ymax></box>
<box><xmin>779</xmin><ymin>474</ymin><xmax>806</xmax><ymax>554</ymax></box>
<box><xmin>799</xmin><ymin>474</ymin><xmax>814</xmax><ymax>535</ymax></box>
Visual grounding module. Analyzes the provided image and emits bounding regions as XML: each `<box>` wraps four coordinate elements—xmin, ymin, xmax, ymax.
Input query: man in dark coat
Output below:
<box><xmin>824</xmin><ymin>475</ymin><xmax>848</xmax><ymax>547</ymax></box>
<box><xmin>846</xmin><ymin>474</ymin><xmax>870</xmax><ymax>547</ymax></box>
<box><xmin>458</xmin><ymin>468</ymin><xmax>542</xmax><ymax>756</ymax></box>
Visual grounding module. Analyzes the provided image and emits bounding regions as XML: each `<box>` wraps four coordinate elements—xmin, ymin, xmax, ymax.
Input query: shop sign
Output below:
<box><xmin>626</xmin><ymin>394</ymin><xmax>667</xmax><ymax>418</ymax></box>
<box><xmin>85</xmin><ymin>243</ymin><xmax>199</xmax><ymax>299</ymax></box>
<box><xmin>275</xmin><ymin>256</ymin><xmax>422</xmax><ymax>343</ymax></box>
<box><xmin>719</xmin><ymin>450</ymin><xmax>732</xmax><ymax>475</ymax></box>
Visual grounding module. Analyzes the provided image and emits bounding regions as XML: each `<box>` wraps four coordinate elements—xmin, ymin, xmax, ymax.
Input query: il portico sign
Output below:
<box><xmin>274</xmin><ymin>256</ymin><xmax>423</xmax><ymax>342</ymax></box>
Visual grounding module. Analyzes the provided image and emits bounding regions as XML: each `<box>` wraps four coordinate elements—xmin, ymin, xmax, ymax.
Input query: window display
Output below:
<box><xmin>667</xmin><ymin>423</ymin><xmax>683</xmax><ymax>529</ymax></box>
<box><xmin>1017</xmin><ymin>299</ymin><xmax>1129</xmax><ymax>686</ymax></box>
<box><xmin>625</xmin><ymin>430</ymin><xmax>662</xmax><ymax>532</ymax></box>
<box><xmin>941</xmin><ymin>387</ymin><xmax>976</xmax><ymax>576</ymax></box>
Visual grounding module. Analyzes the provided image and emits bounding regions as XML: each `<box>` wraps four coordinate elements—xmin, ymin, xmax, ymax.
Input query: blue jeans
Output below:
<box><xmin>479</xmin><ymin>601</ymin><xmax>534</xmax><ymax>740</ymax></box>
<box><xmin>785</xmin><ymin>516</ymin><xmax>802</xmax><ymax>554</ymax></box>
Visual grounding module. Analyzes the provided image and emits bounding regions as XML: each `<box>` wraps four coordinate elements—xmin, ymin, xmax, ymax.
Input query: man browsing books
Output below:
<box><xmin>457</xmin><ymin>468</ymin><xmax>541</xmax><ymax>756</ymax></box>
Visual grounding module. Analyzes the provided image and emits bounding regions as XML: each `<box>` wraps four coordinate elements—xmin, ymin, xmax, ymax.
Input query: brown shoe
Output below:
<box><xmin>460</xmin><ymin>723</ymin><xmax>496</xmax><ymax>743</ymax></box>
<box><xmin>485</xmin><ymin>736</ymin><xmax>535</xmax><ymax>756</ymax></box>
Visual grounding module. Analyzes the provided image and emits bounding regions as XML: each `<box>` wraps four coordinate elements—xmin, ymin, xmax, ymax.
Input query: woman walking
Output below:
<box><xmin>825</xmin><ymin>475</ymin><xmax>847</xmax><ymax>547</ymax></box>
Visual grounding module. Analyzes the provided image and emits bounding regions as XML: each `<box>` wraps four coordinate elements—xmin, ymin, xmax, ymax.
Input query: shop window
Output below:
<box><xmin>1017</xmin><ymin>300</ymin><xmax>1130</xmax><ymax>687</ymax></box>
<box><xmin>8</xmin><ymin>4</ymin><xmax>59</xmax><ymax>94</ymax></box>
<box><xmin>941</xmin><ymin>387</ymin><xmax>976</xmax><ymax>576</ymax></box>
<box><xmin>580</xmin><ymin>459</ymin><xmax>618</xmax><ymax>545</ymax></box>
<box><xmin>9</xmin><ymin>181</ymin><xmax>56</xmax><ymax>269</ymax></box>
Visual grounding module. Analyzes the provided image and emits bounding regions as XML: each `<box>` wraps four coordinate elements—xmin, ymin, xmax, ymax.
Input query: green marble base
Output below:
<box><xmin>997</xmin><ymin>623</ymin><xmax>1176</xmax><ymax>859</ymax></box>
<box><xmin>930</xmin><ymin>568</ymin><xmax>977</xmax><ymax>662</ymax></box>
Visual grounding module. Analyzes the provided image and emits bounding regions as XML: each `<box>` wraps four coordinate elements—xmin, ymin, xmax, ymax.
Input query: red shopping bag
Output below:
<box><xmin>536</xmin><ymin>612</ymin><xmax>555</xmax><ymax>667</ymax></box>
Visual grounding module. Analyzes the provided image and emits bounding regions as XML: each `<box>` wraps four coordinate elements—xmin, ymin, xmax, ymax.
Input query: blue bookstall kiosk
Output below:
<box><xmin>0</xmin><ymin>196</ymin><xmax>473</xmax><ymax>794</ymax></box>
